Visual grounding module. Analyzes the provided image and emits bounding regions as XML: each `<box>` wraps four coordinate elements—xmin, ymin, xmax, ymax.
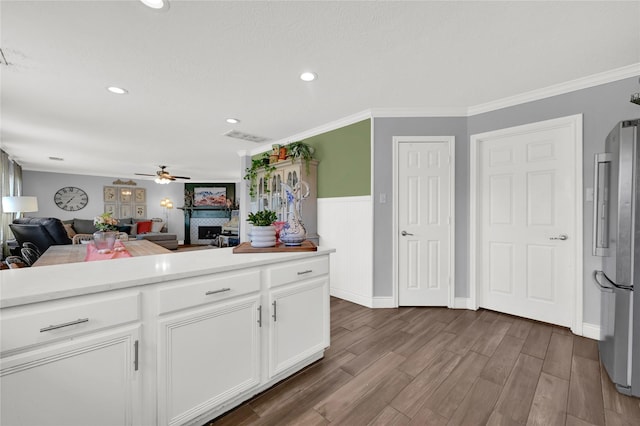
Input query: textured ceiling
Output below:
<box><xmin>2</xmin><ymin>0</ymin><xmax>639</xmax><ymax>182</ymax></box>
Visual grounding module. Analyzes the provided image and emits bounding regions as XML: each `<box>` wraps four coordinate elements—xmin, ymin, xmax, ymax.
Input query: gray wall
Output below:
<box><xmin>373</xmin><ymin>76</ymin><xmax>640</xmax><ymax>326</ymax></box>
<box><xmin>373</xmin><ymin>117</ymin><xmax>468</xmax><ymax>297</ymax></box>
<box><xmin>22</xmin><ymin>171</ymin><xmax>186</xmax><ymax>241</ymax></box>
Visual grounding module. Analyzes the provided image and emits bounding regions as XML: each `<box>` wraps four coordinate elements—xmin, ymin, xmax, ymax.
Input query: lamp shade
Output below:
<box><xmin>2</xmin><ymin>196</ymin><xmax>39</xmax><ymax>213</ymax></box>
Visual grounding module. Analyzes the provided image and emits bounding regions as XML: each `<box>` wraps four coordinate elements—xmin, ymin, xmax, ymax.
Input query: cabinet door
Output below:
<box><xmin>268</xmin><ymin>277</ymin><xmax>329</xmax><ymax>378</ymax></box>
<box><xmin>157</xmin><ymin>295</ymin><xmax>261</xmax><ymax>426</ymax></box>
<box><xmin>1</xmin><ymin>325</ymin><xmax>141</xmax><ymax>426</ymax></box>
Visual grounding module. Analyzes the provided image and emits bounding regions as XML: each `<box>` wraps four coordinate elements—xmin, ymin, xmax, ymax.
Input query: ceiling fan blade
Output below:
<box><xmin>134</xmin><ymin>173</ymin><xmax>156</xmax><ymax>177</ymax></box>
<box><xmin>171</xmin><ymin>175</ymin><xmax>191</xmax><ymax>180</ymax></box>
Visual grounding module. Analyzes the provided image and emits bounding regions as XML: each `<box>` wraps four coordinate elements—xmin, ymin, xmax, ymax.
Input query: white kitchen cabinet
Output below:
<box><xmin>1</xmin><ymin>325</ymin><xmax>141</xmax><ymax>426</ymax></box>
<box><xmin>157</xmin><ymin>294</ymin><xmax>261</xmax><ymax>426</ymax></box>
<box><xmin>1</xmin><ymin>250</ymin><xmax>333</xmax><ymax>426</ymax></box>
<box><xmin>266</xmin><ymin>257</ymin><xmax>330</xmax><ymax>378</ymax></box>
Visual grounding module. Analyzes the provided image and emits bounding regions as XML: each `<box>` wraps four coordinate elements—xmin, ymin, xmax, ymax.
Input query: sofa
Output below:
<box><xmin>10</xmin><ymin>217</ymin><xmax>72</xmax><ymax>253</ymax></box>
<box><xmin>63</xmin><ymin>217</ymin><xmax>178</xmax><ymax>250</ymax></box>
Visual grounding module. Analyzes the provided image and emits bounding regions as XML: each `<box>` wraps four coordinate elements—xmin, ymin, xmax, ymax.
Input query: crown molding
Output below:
<box><xmin>249</xmin><ymin>110</ymin><xmax>373</xmax><ymax>156</ymax></box>
<box><xmin>467</xmin><ymin>63</ymin><xmax>640</xmax><ymax>116</ymax></box>
<box><xmin>370</xmin><ymin>107</ymin><xmax>467</xmax><ymax>117</ymax></box>
<box><xmin>246</xmin><ymin>64</ymin><xmax>639</xmax><ymax>156</ymax></box>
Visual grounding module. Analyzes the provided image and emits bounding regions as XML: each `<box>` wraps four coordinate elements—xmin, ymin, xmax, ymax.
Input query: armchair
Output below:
<box><xmin>9</xmin><ymin>217</ymin><xmax>72</xmax><ymax>253</ymax></box>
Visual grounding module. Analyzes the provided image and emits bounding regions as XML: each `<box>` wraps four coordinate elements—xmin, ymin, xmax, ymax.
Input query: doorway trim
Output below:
<box><xmin>469</xmin><ymin>114</ymin><xmax>583</xmax><ymax>334</ymax></box>
<box><xmin>392</xmin><ymin>136</ymin><xmax>456</xmax><ymax>308</ymax></box>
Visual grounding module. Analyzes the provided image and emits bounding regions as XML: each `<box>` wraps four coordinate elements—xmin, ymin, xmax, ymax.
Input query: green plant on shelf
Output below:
<box><xmin>244</xmin><ymin>152</ymin><xmax>276</xmax><ymax>198</ymax></box>
<box><xmin>247</xmin><ymin>210</ymin><xmax>278</xmax><ymax>226</ymax></box>
<box><xmin>286</xmin><ymin>141</ymin><xmax>315</xmax><ymax>175</ymax></box>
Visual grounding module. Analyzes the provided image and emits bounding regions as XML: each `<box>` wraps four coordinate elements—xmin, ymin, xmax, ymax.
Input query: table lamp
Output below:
<box><xmin>2</xmin><ymin>196</ymin><xmax>39</xmax><ymax>218</ymax></box>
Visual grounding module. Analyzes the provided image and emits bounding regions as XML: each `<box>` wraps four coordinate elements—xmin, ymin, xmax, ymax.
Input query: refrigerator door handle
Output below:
<box><xmin>594</xmin><ymin>270</ymin><xmax>633</xmax><ymax>292</ymax></box>
<box><xmin>593</xmin><ymin>153</ymin><xmax>612</xmax><ymax>256</ymax></box>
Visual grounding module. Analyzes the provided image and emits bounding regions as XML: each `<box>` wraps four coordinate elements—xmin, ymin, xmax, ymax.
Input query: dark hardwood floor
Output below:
<box><xmin>207</xmin><ymin>297</ymin><xmax>640</xmax><ymax>426</ymax></box>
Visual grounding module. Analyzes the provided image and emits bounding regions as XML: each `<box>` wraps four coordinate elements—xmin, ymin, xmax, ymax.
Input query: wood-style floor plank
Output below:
<box><xmin>568</xmin><ymin>355</ymin><xmax>606</xmax><ymax>426</ymax></box>
<box><xmin>526</xmin><ymin>371</ymin><xmax>569</xmax><ymax>426</ymax></box>
<box><xmin>209</xmin><ymin>298</ymin><xmax>640</xmax><ymax>426</ymax></box>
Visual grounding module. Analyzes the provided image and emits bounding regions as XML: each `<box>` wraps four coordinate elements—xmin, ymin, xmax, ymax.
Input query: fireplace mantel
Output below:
<box><xmin>178</xmin><ymin>207</ymin><xmax>230</xmax><ymax>244</ymax></box>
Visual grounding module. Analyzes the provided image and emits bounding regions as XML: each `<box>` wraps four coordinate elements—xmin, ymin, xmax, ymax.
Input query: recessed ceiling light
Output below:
<box><xmin>300</xmin><ymin>72</ymin><xmax>317</xmax><ymax>82</ymax></box>
<box><xmin>226</xmin><ymin>118</ymin><xmax>240</xmax><ymax>124</ymax></box>
<box><xmin>107</xmin><ymin>86</ymin><xmax>128</xmax><ymax>95</ymax></box>
<box><xmin>140</xmin><ymin>0</ymin><xmax>166</xmax><ymax>9</ymax></box>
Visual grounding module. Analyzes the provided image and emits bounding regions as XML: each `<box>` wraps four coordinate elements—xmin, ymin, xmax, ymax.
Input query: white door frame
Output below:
<box><xmin>392</xmin><ymin>136</ymin><xmax>456</xmax><ymax>308</ymax></box>
<box><xmin>469</xmin><ymin>114</ymin><xmax>583</xmax><ymax>335</ymax></box>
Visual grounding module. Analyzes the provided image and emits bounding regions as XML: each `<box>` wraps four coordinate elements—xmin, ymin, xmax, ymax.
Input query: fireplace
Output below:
<box><xmin>198</xmin><ymin>226</ymin><xmax>222</xmax><ymax>240</ymax></box>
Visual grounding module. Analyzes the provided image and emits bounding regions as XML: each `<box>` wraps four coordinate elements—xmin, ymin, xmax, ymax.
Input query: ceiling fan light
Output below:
<box><xmin>155</xmin><ymin>177</ymin><xmax>170</xmax><ymax>184</ymax></box>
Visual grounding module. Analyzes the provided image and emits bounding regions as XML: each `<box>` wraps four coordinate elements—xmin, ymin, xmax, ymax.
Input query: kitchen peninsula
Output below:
<box><xmin>0</xmin><ymin>247</ymin><xmax>334</xmax><ymax>426</ymax></box>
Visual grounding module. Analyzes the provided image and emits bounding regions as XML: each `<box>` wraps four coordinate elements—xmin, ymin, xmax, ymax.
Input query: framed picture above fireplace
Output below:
<box><xmin>185</xmin><ymin>183</ymin><xmax>235</xmax><ymax>210</ymax></box>
<box><xmin>194</xmin><ymin>187</ymin><xmax>226</xmax><ymax>207</ymax></box>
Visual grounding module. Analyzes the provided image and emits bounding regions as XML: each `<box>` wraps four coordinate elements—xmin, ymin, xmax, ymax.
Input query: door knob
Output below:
<box><xmin>549</xmin><ymin>234</ymin><xmax>568</xmax><ymax>241</ymax></box>
<box><xmin>401</xmin><ymin>230</ymin><xmax>414</xmax><ymax>236</ymax></box>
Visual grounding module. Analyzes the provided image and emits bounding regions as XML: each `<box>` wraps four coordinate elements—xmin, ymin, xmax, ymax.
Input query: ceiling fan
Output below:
<box><xmin>135</xmin><ymin>166</ymin><xmax>191</xmax><ymax>183</ymax></box>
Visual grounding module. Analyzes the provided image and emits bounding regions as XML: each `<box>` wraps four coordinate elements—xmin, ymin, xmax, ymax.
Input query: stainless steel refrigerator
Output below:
<box><xmin>593</xmin><ymin>118</ymin><xmax>640</xmax><ymax>396</ymax></box>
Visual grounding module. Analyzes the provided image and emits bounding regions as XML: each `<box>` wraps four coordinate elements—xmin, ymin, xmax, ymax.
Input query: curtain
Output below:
<box><xmin>1</xmin><ymin>150</ymin><xmax>23</xmax><ymax>257</ymax></box>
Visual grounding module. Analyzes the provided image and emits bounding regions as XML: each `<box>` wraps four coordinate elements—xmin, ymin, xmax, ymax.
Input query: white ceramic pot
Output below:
<box><xmin>250</xmin><ymin>225</ymin><xmax>276</xmax><ymax>248</ymax></box>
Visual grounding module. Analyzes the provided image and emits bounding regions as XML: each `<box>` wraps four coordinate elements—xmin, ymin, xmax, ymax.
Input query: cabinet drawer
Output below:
<box><xmin>266</xmin><ymin>257</ymin><xmax>329</xmax><ymax>288</ymax></box>
<box><xmin>157</xmin><ymin>269</ymin><xmax>261</xmax><ymax>315</ymax></box>
<box><xmin>1</xmin><ymin>292</ymin><xmax>140</xmax><ymax>353</ymax></box>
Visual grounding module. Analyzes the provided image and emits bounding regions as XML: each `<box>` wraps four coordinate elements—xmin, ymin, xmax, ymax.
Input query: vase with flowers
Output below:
<box><xmin>93</xmin><ymin>212</ymin><xmax>119</xmax><ymax>252</ymax></box>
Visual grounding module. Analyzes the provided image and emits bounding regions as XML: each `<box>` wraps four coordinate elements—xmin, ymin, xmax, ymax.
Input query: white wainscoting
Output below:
<box><xmin>318</xmin><ymin>196</ymin><xmax>373</xmax><ymax>307</ymax></box>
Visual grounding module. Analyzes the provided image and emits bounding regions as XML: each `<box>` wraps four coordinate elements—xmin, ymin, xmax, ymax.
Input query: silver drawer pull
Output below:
<box><xmin>297</xmin><ymin>270</ymin><xmax>313</xmax><ymax>275</ymax></box>
<box><xmin>206</xmin><ymin>288</ymin><xmax>231</xmax><ymax>296</ymax></box>
<box><xmin>40</xmin><ymin>318</ymin><xmax>89</xmax><ymax>333</ymax></box>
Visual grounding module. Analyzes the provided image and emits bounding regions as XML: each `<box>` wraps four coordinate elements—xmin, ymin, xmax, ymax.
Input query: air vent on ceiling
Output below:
<box><xmin>224</xmin><ymin>130</ymin><xmax>271</xmax><ymax>143</ymax></box>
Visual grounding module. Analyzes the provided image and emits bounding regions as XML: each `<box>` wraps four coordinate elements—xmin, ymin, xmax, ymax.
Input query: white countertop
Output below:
<box><xmin>0</xmin><ymin>247</ymin><xmax>335</xmax><ymax>309</ymax></box>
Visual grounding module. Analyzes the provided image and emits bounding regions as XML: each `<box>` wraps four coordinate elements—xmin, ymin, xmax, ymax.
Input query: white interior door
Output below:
<box><xmin>397</xmin><ymin>137</ymin><xmax>453</xmax><ymax>306</ymax></box>
<box><xmin>474</xmin><ymin>117</ymin><xmax>580</xmax><ymax>327</ymax></box>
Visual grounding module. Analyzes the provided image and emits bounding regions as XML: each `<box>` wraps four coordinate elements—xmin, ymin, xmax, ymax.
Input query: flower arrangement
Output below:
<box><xmin>94</xmin><ymin>212</ymin><xmax>119</xmax><ymax>231</ymax></box>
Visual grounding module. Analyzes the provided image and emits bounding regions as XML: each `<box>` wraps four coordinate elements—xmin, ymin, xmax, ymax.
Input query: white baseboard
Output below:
<box><xmin>582</xmin><ymin>322</ymin><xmax>601</xmax><ymax>340</ymax></box>
<box><xmin>371</xmin><ymin>297</ymin><xmax>395</xmax><ymax>308</ymax></box>
<box><xmin>330</xmin><ymin>287</ymin><xmax>373</xmax><ymax>308</ymax></box>
<box><xmin>452</xmin><ymin>297</ymin><xmax>476</xmax><ymax>310</ymax></box>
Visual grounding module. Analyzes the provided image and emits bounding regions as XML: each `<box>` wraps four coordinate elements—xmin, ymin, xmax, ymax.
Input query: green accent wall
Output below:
<box><xmin>251</xmin><ymin>119</ymin><xmax>371</xmax><ymax>198</ymax></box>
<box><xmin>304</xmin><ymin>119</ymin><xmax>371</xmax><ymax>198</ymax></box>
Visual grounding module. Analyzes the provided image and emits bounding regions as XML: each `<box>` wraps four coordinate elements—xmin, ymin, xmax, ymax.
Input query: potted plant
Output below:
<box><xmin>286</xmin><ymin>141</ymin><xmax>315</xmax><ymax>174</ymax></box>
<box><xmin>247</xmin><ymin>210</ymin><xmax>278</xmax><ymax>248</ymax></box>
<box><xmin>244</xmin><ymin>153</ymin><xmax>276</xmax><ymax>198</ymax></box>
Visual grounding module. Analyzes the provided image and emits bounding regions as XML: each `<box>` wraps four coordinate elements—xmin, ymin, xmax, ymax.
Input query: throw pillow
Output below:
<box><xmin>73</xmin><ymin>218</ymin><xmax>98</xmax><ymax>234</ymax></box>
<box><xmin>151</xmin><ymin>221</ymin><xmax>165</xmax><ymax>233</ymax></box>
<box><xmin>117</xmin><ymin>224</ymin><xmax>131</xmax><ymax>234</ymax></box>
<box><xmin>128</xmin><ymin>222</ymin><xmax>138</xmax><ymax>236</ymax></box>
<box><xmin>137</xmin><ymin>221</ymin><xmax>153</xmax><ymax>234</ymax></box>
<box><xmin>63</xmin><ymin>223</ymin><xmax>76</xmax><ymax>238</ymax></box>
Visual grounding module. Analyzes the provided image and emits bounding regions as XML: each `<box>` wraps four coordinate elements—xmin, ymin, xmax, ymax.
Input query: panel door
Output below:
<box><xmin>157</xmin><ymin>295</ymin><xmax>261</xmax><ymax>426</ymax></box>
<box><xmin>268</xmin><ymin>277</ymin><xmax>329</xmax><ymax>378</ymax></box>
<box><xmin>398</xmin><ymin>140</ymin><xmax>452</xmax><ymax>306</ymax></box>
<box><xmin>478</xmin><ymin>124</ymin><xmax>576</xmax><ymax>326</ymax></box>
<box><xmin>1</xmin><ymin>326</ymin><xmax>140</xmax><ymax>426</ymax></box>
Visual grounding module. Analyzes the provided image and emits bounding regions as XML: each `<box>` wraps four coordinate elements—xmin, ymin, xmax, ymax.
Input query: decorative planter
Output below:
<box><xmin>93</xmin><ymin>231</ymin><xmax>117</xmax><ymax>251</ymax></box>
<box><xmin>250</xmin><ymin>225</ymin><xmax>276</xmax><ymax>248</ymax></box>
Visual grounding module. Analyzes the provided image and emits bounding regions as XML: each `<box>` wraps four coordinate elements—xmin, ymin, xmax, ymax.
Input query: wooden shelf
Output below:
<box><xmin>233</xmin><ymin>240</ymin><xmax>317</xmax><ymax>253</ymax></box>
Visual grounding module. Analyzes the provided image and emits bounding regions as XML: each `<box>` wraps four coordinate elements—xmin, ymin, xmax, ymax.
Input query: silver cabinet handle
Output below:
<box><xmin>257</xmin><ymin>305</ymin><xmax>262</xmax><ymax>327</ymax></box>
<box><xmin>205</xmin><ymin>288</ymin><xmax>231</xmax><ymax>296</ymax></box>
<box><xmin>272</xmin><ymin>300</ymin><xmax>277</xmax><ymax>322</ymax></box>
<box><xmin>549</xmin><ymin>234</ymin><xmax>568</xmax><ymax>240</ymax></box>
<box><xmin>401</xmin><ymin>230</ymin><xmax>414</xmax><ymax>236</ymax></box>
<box><xmin>297</xmin><ymin>270</ymin><xmax>313</xmax><ymax>275</ymax></box>
<box><xmin>40</xmin><ymin>318</ymin><xmax>89</xmax><ymax>333</ymax></box>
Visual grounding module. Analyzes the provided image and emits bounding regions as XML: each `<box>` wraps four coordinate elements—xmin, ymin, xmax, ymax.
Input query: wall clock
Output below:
<box><xmin>54</xmin><ymin>186</ymin><xmax>88</xmax><ymax>211</ymax></box>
